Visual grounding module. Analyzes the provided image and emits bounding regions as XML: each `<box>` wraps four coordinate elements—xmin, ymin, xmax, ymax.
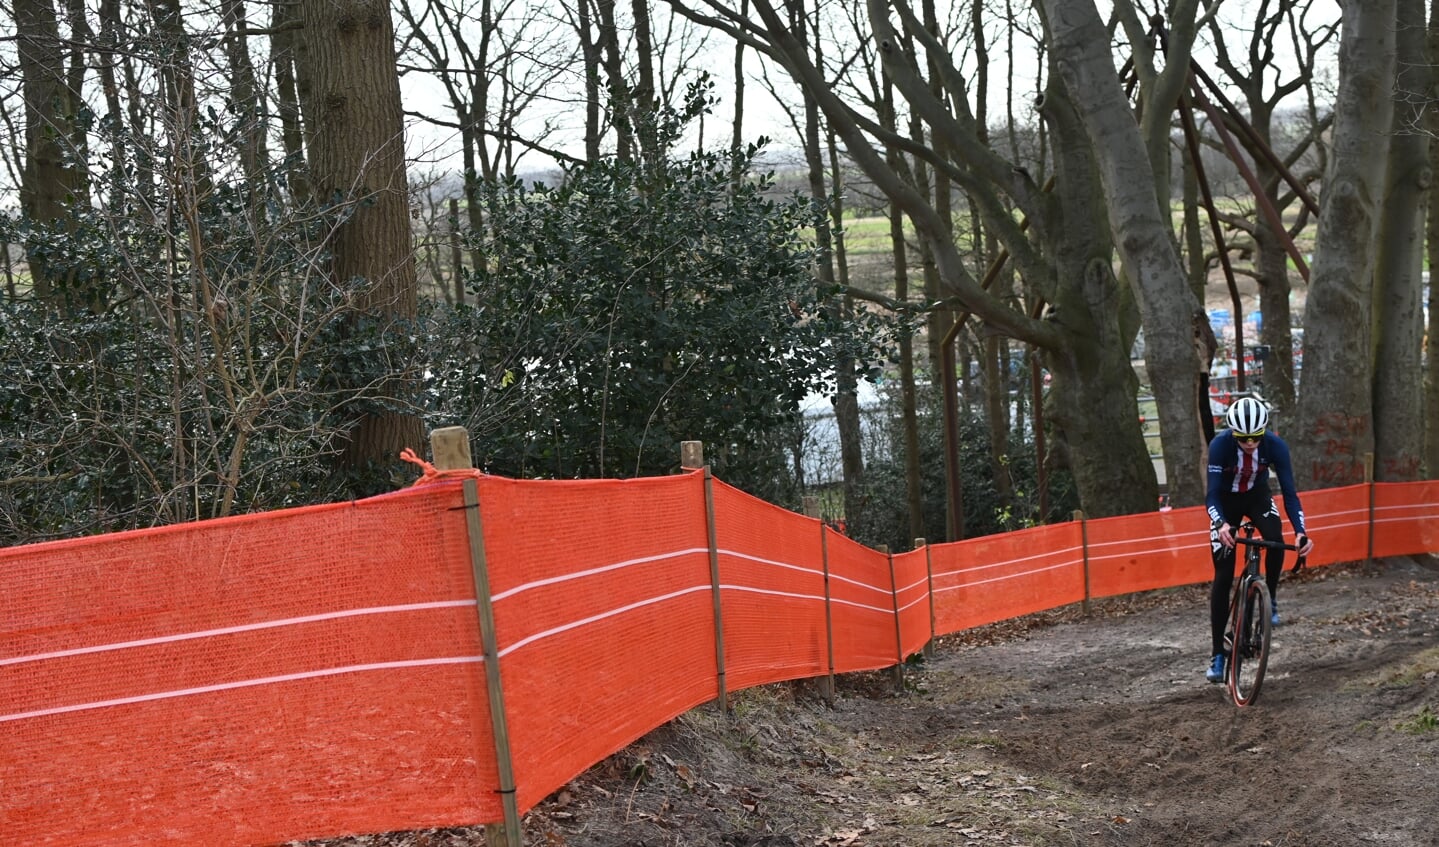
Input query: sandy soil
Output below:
<box><xmin>302</xmin><ymin>554</ymin><xmax>1439</xmax><ymax>847</ymax></box>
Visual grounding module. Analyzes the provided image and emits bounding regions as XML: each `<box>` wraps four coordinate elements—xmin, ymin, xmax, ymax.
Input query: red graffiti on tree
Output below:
<box><xmin>1310</xmin><ymin>412</ymin><xmax>1369</xmax><ymax>486</ymax></box>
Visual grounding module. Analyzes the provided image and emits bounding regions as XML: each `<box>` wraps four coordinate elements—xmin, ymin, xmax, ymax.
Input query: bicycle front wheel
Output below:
<box><xmin>1228</xmin><ymin>577</ymin><xmax>1272</xmax><ymax>706</ymax></box>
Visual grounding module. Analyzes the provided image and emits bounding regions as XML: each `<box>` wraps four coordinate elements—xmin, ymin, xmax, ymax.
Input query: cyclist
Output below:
<box><xmin>1204</xmin><ymin>395</ymin><xmax>1314</xmax><ymax>683</ymax></box>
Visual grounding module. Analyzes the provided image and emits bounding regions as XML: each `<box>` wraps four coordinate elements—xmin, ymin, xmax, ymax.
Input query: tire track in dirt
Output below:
<box><xmin>935</xmin><ymin>557</ymin><xmax>1439</xmax><ymax>846</ymax></box>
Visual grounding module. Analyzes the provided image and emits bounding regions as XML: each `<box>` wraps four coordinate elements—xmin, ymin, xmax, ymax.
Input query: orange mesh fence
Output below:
<box><xmin>5</xmin><ymin>467</ymin><xmax>1436</xmax><ymax>847</ymax></box>
<box><xmin>823</xmin><ymin>529</ymin><xmax>899</xmax><ymax>674</ymax></box>
<box><xmin>892</xmin><ymin>547</ymin><xmax>933</xmax><ymax>659</ymax></box>
<box><xmin>1</xmin><ymin>483</ymin><xmax>496</xmax><ymax>846</ymax></box>
<box><xmin>1083</xmin><ymin>506</ymin><xmax>1211</xmax><ymax>599</ymax></box>
<box><xmin>710</xmin><ymin>479</ymin><xmax>829</xmax><ymax>692</ymax></box>
<box><xmin>928</xmin><ymin>522</ymin><xmax>1086</xmax><ymax>634</ymax></box>
<box><xmin>1295</xmin><ymin>485</ymin><xmax>1370</xmax><ymax>567</ymax></box>
<box><xmin>1372</xmin><ymin>481</ymin><xmax>1439</xmax><ymax>558</ymax></box>
<box><xmin>470</xmin><ymin>472</ymin><xmax>716</xmax><ymax>814</ymax></box>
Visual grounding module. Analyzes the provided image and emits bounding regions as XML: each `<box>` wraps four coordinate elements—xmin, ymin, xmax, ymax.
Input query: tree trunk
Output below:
<box><xmin>270</xmin><ymin>0</ymin><xmax>307</xmax><ymax>200</ymax></box>
<box><xmin>1371</xmin><ymin>0</ymin><xmax>1428</xmax><ymax>481</ymax></box>
<box><xmin>730</xmin><ymin>0</ymin><xmax>747</xmax><ymax>159</ymax></box>
<box><xmin>1253</xmin><ymin>217</ymin><xmax>1299</xmax><ymax>419</ymax></box>
<box><xmin>1425</xmin><ymin>0</ymin><xmax>1439</xmax><ymax>477</ymax></box>
<box><xmin>1039</xmin><ymin>79</ymin><xmax>1156</xmax><ymax>516</ymax></box>
<box><xmin>893</xmin><ymin>209</ymin><xmax>925</xmax><ymax>543</ymax></box>
<box><xmin>983</xmin><ymin>328</ymin><xmax>1016</xmax><ymax>512</ymax></box>
<box><xmin>15</xmin><ymin>0</ymin><xmax>87</xmax><ymax>301</ymax></box>
<box><xmin>294</xmin><ymin>0</ymin><xmax>424</xmax><ymax>472</ymax></box>
<box><xmin>221</xmin><ymin>0</ymin><xmax>268</xmax><ymax>183</ymax></box>
<box><xmin>579</xmin><ymin>0</ymin><xmax>603</xmax><ymax>162</ymax></box>
<box><xmin>630</xmin><ymin>0</ymin><xmax>658</xmax><ymax>163</ymax></box>
<box><xmin>822</xmin><ymin>124</ymin><xmax>866</xmax><ymax>533</ymax></box>
<box><xmin>146</xmin><ymin>0</ymin><xmax>212</xmax><ymax>197</ymax></box>
<box><xmin>1246</xmin><ymin>100</ymin><xmax>1303</xmax><ymax>423</ymax></box>
<box><xmin>1039</xmin><ymin>0</ymin><xmax>1204</xmax><ymax>507</ymax></box>
<box><xmin>795</xmin><ymin>9</ymin><xmax>863</xmax><ymax>531</ymax></box>
<box><xmin>1292</xmin><ymin>0</ymin><xmax>1396</xmax><ymax>490</ymax></box>
<box><xmin>879</xmin><ymin>71</ymin><xmax>925</xmax><ymax>543</ymax></box>
<box><xmin>96</xmin><ymin>0</ymin><xmax>129</xmax><ymax>215</ymax></box>
<box><xmin>593</xmin><ymin>0</ymin><xmax>634</xmax><ymax>164</ymax></box>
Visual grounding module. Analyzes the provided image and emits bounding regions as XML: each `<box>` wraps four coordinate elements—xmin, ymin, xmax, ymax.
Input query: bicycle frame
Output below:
<box><xmin>1224</xmin><ymin>522</ymin><xmax>1301</xmax><ymax>707</ymax></box>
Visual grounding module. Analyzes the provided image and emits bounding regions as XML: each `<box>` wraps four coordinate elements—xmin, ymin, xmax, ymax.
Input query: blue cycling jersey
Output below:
<box><xmin>1204</xmin><ymin>429</ymin><xmax>1308</xmax><ymax>536</ymax></box>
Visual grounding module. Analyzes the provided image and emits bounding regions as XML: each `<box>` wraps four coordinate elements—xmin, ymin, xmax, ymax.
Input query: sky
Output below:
<box><xmin>397</xmin><ymin>0</ymin><xmax>1341</xmax><ymax>182</ymax></box>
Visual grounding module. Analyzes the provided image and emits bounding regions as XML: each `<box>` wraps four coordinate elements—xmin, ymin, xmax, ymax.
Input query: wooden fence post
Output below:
<box><xmin>430</xmin><ymin>427</ymin><xmax>523</xmax><ymax>847</ymax></box>
<box><xmin>1364</xmin><ymin>452</ymin><xmax>1375</xmax><ymax>567</ymax></box>
<box><xmin>1074</xmin><ymin>510</ymin><xmax>1091</xmax><ymax>616</ymax></box>
<box><xmin>917</xmin><ymin>538</ymin><xmax>934</xmax><ymax>659</ymax></box>
<box><xmin>804</xmin><ymin>496</ymin><xmax>835</xmax><ymax>705</ymax></box>
<box><xmin>684</xmin><ymin>441</ymin><xmax>728</xmax><ymax>712</ymax></box>
<box><xmin>884</xmin><ymin>545</ymin><xmax>905</xmax><ymax>692</ymax></box>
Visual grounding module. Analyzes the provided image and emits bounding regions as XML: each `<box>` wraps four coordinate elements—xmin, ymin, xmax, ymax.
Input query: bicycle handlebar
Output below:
<box><xmin>1231</xmin><ymin>523</ymin><xmax>1307</xmax><ymax>570</ymax></box>
<box><xmin>1232</xmin><ymin>535</ymin><xmax>1299</xmax><ymax>551</ymax></box>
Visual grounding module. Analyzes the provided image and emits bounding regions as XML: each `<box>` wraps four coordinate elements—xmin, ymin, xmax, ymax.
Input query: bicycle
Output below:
<box><xmin>1225</xmin><ymin>522</ymin><xmax>1304</xmax><ymax>707</ymax></box>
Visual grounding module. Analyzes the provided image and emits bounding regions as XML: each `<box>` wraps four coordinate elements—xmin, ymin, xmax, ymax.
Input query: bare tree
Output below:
<box><xmin>662</xmin><ymin>0</ymin><xmax>1213</xmax><ymax>519</ymax></box>
<box><xmin>396</xmin><ymin>0</ymin><xmax>582</xmax><ymax>290</ymax></box>
<box><xmin>1203</xmin><ymin>0</ymin><xmax>1337</xmax><ymax>422</ymax></box>
<box><xmin>396</xmin><ymin>0</ymin><xmax>581</xmax><ymax>181</ymax></box>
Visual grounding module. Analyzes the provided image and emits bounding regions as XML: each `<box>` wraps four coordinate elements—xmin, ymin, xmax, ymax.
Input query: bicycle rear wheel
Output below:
<box><xmin>1228</xmin><ymin>577</ymin><xmax>1272</xmax><ymax>706</ymax></box>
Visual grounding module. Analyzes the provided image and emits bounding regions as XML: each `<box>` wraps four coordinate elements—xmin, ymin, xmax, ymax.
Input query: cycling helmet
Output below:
<box><xmin>1225</xmin><ymin>396</ymin><xmax>1269</xmax><ymax>437</ymax></box>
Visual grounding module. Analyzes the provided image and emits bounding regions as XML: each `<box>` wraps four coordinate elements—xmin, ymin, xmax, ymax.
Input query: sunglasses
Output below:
<box><xmin>1235</xmin><ymin>432</ymin><xmax>1264</xmax><ymax>442</ymax></box>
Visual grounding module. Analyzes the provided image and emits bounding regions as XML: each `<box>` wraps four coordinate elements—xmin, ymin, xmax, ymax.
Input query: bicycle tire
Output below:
<box><xmin>1228</xmin><ymin>577</ymin><xmax>1272</xmax><ymax>706</ymax></box>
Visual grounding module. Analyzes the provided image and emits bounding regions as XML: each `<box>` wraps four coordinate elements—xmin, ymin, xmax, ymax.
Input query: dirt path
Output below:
<box><xmin>305</xmin><ymin>556</ymin><xmax>1439</xmax><ymax>847</ymax></box>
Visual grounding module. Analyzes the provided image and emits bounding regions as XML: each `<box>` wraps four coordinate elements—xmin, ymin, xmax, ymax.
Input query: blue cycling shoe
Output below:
<box><xmin>1271</xmin><ymin>601</ymin><xmax>1281</xmax><ymax>627</ymax></box>
<box><xmin>1206</xmin><ymin>654</ymin><xmax>1226</xmax><ymax>683</ymax></box>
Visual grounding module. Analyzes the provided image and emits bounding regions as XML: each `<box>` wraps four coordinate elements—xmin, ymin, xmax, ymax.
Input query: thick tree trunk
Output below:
<box><xmin>1371</xmin><ymin>0</ymin><xmax>1428</xmax><ymax>481</ymax></box>
<box><xmin>1040</xmin><ymin>0</ymin><xmax>1205</xmax><ymax>507</ymax></box>
<box><xmin>1292</xmin><ymin>0</ymin><xmax>1396</xmax><ymax>489</ymax></box>
<box><xmin>15</xmin><ymin>0</ymin><xmax>86</xmax><ymax>301</ymax></box>
<box><xmin>295</xmin><ymin>0</ymin><xmax>423</xmax><ymax>472</ymax></box>
<box><xmin>1425</xmin><ymin>0</ymin><xmax>1439</xmax><ymax>477</ymax></box>
<box><xmin>1034</xmin><ymin>77</ymin><xmax>1157</xmax><ymax>517</ymax></box>
<box><xmin>1044</xmin><ymin>316</ymin><xmax>1155</xmax><ymax>517</ymax></box>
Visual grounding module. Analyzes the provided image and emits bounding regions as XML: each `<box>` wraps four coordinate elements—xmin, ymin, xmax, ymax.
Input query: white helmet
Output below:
<box><xmin>1225</xmin><ymin>396</ymin><xmax>1269</xmax><ymax>437</ymax></box>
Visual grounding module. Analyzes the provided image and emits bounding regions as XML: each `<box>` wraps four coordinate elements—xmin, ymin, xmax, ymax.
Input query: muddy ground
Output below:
<box><xmin>304</xmin><ymin>555</ymin><xmax>1439</xmax><ymax>847</ymax></box>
